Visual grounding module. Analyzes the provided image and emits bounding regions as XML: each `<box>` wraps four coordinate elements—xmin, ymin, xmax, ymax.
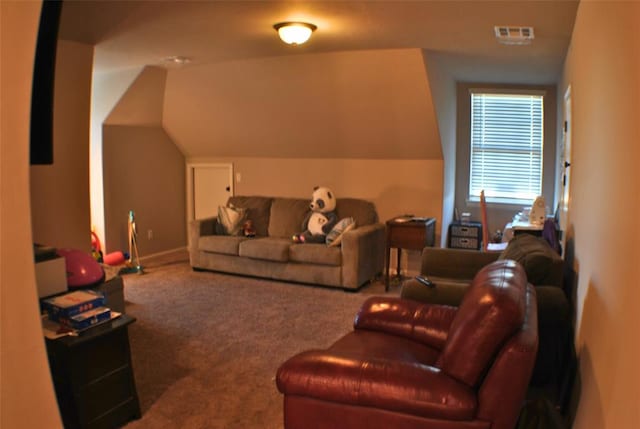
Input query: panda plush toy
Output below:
<box><xmin>292</xmin><ymin>186</ymin><xmax>338</xmax><ymax>244</ymax></box>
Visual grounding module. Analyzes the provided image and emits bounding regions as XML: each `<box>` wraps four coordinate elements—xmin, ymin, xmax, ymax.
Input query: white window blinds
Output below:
<box><xmin>469</xmin><ymin>92</ymin><xmax>544</xmax><ymax>204</ymax></box>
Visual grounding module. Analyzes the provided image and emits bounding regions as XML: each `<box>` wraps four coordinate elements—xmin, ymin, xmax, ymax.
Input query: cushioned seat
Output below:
<box><xmin>277</xmin><ymin>260</ymin><xmax>538</xmax><ymax>429</ymax></box>
<box><xmin>199</xmin><ymin>235</ymin><xmax>247</xmax><ymax>255</ymax></box>
<box><xmin>401</xmin><ymin>233</ymin><xmax>571</xmax><ymax>394</ymax></box>
<box><xmin>289</xmin><ymin>244</ymin><xmax>341</xmax><ymax>266</ymax></box>
<box><xmin>238</xmin><ymin>238</ymin><xmax>291</xmax><ymax>262</ymax></box>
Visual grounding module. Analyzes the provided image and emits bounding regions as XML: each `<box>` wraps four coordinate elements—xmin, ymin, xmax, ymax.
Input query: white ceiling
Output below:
<box><xmin>59</xmin><ymin>0</ymin><xmax>579</xmax><ymax>81</ymax></box>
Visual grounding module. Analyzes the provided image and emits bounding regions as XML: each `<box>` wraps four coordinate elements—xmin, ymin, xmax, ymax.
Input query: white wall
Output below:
<box><xmin>0</xmin><ymin>1</ymin><xmax>63</xmax><ymax>427</ymax></box>
<box><xmin>562</xmin><ymin>2</ymin><xmax>640</xmax><ymax>427</ymax></box>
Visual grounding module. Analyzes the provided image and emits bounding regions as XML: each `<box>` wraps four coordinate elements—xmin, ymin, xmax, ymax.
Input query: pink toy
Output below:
<box><xmin>103</xmin><ymin>251</ymin><xmax>126</xmax><ymax>266</ymax></box>
<box><xmin>56</xmin><ymin>248</ymin><xmax>105</xmax><ymax>288</ymax></box>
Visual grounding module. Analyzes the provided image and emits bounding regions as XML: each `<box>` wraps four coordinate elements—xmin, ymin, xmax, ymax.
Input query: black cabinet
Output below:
<box><xmin>448</xmin><ymin>221</ymin><xmax>483</xmax><ymax>250</ymax></box>
<box><xmin>46</xmin><ymin>315</ymin><xmax>140</xmax><ymax>428</ymax></box>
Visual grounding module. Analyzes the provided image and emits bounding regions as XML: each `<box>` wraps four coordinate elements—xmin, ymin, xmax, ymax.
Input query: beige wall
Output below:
<box><xmin>423</xmin><ymin>50</ymin><xmax>458</xmax><ymax>247</ymax></box>
<box><xmin>101</xmin><ymin>66</ymin><xmax>186</xmax><ymax>255</ymax></box>
<box><xmin>562</xmin><ymin>2</ymin><xmax>640</xmax><ymax>427</ymax></box>
<box><xmin>103</xmin><ymin>125</ymin><xmax>186</xmax><ymax>255</ymax></box>
<box><xmin>30</xmin><ymin>39</ymin><xmax>94</xmax><ymax>251</ymax></box>
<box><xmin>190</xmin><ymin>156</ymin><xmax>443</xmax><ymax>224</ymax></box>
<box><xmin>90</xmin><ymin>66</ymin><xmax>144</xmax><ymax>253</ymax></box>
<box><xmin>164</xmin><ymin>48</ymin><xmax>442</xmax><ymax>161</ymax></box>
<box><xmin>0</xmin><ymin>1</ymin><xmax>63</xmax><ymax>426</ymax></box>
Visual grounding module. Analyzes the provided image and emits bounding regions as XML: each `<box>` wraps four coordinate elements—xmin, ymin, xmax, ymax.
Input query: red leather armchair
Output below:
<box><xmin>276</xmin><ymin>260</ymin><xmax>538</xmax><ymax>429</ymax></box>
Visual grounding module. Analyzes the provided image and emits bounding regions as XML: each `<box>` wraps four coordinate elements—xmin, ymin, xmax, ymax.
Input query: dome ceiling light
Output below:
<box><xmin>273</xmin><ymin>22</ymin><xmax>317</xmax><ymax>45</ymax></box>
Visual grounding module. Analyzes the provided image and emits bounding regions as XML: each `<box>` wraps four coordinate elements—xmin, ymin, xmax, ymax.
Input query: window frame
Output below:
<box><xmin>467</xmin><ymin>88</ymin><xmax>546</xmax><ymax>206</ymax></box>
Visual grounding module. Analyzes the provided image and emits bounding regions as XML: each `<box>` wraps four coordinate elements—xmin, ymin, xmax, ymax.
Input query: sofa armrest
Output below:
<box><xmin>276</xmin><ymin>349</ymin><xmax>476</xmax><ymax>420</ymax></box>
<box><xmin>188</xmin><ymin>216</ymin><xmax>218</xmax><ymax>250</ymax></box>
<box><xmin>340</xmin><ymin>223</ymin><xmax>386</xmax><ymax>289</ymax></box>
<box><xmin>354</xmin><ymin>296</ymin><xmax>457</xmax><ymax>350</ymax></box>
<box><xmin>421</xmin><ymin>247</ymin><xmax>500</xmax><ymax>280</ymax></box>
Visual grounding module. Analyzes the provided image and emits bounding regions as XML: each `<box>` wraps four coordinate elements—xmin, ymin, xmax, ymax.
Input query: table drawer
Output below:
<box><xmin>387</xmin><ymin>227</ymin><xmax>427</xmax><ymax>250</ymax></box>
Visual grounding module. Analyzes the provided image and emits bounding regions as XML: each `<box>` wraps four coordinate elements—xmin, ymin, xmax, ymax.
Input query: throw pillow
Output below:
<box><xmin>217</xmin><ymin>205</ymin><xmax>247</xmax><ymax>236</ymax></box>
<box><xmin>326</xmin><ymin>217</ymin><xmax>356</xmax><ymax>246</ymax></box>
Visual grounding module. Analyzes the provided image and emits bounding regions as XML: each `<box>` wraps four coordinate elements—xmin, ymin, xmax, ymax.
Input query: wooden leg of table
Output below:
<box><xmin>396</xmin><ymin>248</ymin><xmax>402</xmax><ymax>279</ymax></box>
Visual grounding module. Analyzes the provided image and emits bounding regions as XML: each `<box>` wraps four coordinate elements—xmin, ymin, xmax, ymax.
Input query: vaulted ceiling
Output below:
<box><xmin>57</xmin><ymin>1</ymin><xmax>580</xmax><ymax>161</ymax></box>
<box><xmin>59</xmin><ymin>0</ymin><xmax>579</xmax><ymax>81</ymax></box>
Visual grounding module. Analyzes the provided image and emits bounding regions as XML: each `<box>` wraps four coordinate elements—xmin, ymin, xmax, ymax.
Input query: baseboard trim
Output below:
<box><xmin>140</xmin><ymin>247</ymin><xmax>188</xmax><ymax>262</ymax></box>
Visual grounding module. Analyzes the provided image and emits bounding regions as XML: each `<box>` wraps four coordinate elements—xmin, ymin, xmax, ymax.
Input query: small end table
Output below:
<box><xmin>385</xmin><ymin>217</ymin><xmax>436</xmax><ymax>291</ymax></box>
<box><xmin>45</xmin><ymin>314</ymin><xmax>141</xmax><ymax>429</ymax></box>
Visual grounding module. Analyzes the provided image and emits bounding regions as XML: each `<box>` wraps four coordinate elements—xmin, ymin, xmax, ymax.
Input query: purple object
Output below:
<box><xmin>56</xmin><ymin>248</ymin><xmax>105</xmax><ymax>288</ymax></box>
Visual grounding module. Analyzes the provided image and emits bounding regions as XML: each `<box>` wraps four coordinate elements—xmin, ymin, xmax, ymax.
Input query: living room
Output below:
<box><xmin>1</xmin><ymin>1</ymin><xmax>639</xmax><ymax>428</ymax></box>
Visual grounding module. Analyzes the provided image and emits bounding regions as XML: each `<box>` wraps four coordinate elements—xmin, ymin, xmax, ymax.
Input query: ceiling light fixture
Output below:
<box><xmin>274</xmin><ymin>22</ymin><xmax>317</xmax><ymax>45</ymax></box>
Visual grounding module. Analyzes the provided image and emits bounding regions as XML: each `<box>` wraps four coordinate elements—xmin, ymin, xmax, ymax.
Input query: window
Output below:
<box><xmin>469</xmin><ymin>91</ymin><xmax>544</xmax><ymax>204</ymax></box>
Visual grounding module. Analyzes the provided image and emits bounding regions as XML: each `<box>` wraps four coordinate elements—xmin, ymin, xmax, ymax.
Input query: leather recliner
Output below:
<box><xmin>276</xmin><ymin>260</ymin><xmax>538</xmax><ymax>429</ymax></box>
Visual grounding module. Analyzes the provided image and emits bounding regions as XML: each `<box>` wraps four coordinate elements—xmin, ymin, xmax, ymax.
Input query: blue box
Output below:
<box><xmin>56</xmin><ymin>307</ymin><xmax>112</xmax><ymax>331</ymax></box>
<box><xmin>42</xmin><ymin>290</ymin><xmax>105</xmax><ymax>321</ymax></box>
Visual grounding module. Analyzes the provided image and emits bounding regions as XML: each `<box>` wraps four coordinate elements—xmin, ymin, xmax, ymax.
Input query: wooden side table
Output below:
<box><xmin>46</xmin><ymin>314</ymin><xmax>141</xmax><ymax>429</ymax></box>
<box><xmin>385</xmin><ymin>217</ymin><xmax>436</xmax><ymax>291</ymax></box>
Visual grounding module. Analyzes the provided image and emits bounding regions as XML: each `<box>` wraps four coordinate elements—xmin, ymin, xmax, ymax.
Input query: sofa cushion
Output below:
<box><xmin>289</xmin><ymin>244</ymin><xmax>342</xmax><ymax>266</ymax></box>
<box><xmin>335</xmin><ymin>198</ymin><xmax>377</xmax><ymax>227</ymax></box>
<box><xmin>239</xmin><ymin>238</ymin><xmax>290</xmax><ymax>262</ymax></box>
<box><xmin>199</xmin><ymin>235</ymin><xmax>246</xmax><ymax>256</ymax></box>
<box><xmin>498</xmin><ymin>234</ymin><xmax>563</xmax><ymax>286</ymax></box>
<box><xmin>268</xmin><ymin>198</ymin><xmax>311</xmax><ymax>238</ymax></box>
<box><xmin>227</xmin><ymin>196</ymin><xmax>273</xmax><ymax>237</ymax></box>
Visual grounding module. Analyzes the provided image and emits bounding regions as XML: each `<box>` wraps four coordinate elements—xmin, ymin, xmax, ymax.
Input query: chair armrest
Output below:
<box><xmin>340</xmin><ymin>223</ymin><xmax>386</xmax><ymax>289</ymax></box>
<box><xmin>421</xmin><ymin>247</ymin><xmax>500</xmax><ymax>279</ymax></box>
<box><xmin>354</xmin><ymin>297</ymin><xmax>457</xmax><ymax>350</ymax></box>
<box><xmin>276</xmin><ymin>350</ymin><xmax>476</xmax><ymax>420</ymax></box>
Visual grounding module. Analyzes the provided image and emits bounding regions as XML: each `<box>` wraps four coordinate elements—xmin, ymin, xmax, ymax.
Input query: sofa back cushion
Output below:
<box><xmin>335</xmin><ymin>198</ymin><xmax>378</xmax><ymax>227</ymax></box>
<box><xmin>268</xmin><ymin>198</ymin><xmax>311</xmax><ymax>238</ymax></box>
<box><xmin>437</xmin><ymin>260</ymin><xmax>527</xmax><ymax>387</ymax></box>
<box><xmin>227</xmin><ymin>196</ymin><xmax>273</xmax><ymax>237</ymax></box>
<box><xmin>498</xmin><ymin>234</ymin><xmax>563</xmax><ymax>286</ymax></box>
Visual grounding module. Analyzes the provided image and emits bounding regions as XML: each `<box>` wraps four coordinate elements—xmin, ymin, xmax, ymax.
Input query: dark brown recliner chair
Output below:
<box><xmin>276</xmin><ymin>260</ymin><xmax>538</xmax><ymax>429</ymax></box>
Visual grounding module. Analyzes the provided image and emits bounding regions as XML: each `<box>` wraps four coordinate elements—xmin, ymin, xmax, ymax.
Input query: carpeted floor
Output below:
<box><xmin>121</xmin><ymin>249</ymin><xmax>400</xmax><ymax>429</ymax></box>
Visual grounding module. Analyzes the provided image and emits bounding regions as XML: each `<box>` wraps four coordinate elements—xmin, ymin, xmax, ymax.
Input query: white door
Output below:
<box><xmin>189</xmin><ymin>163</ymin><xmax>233</xmax><ymax>220</ymax></box>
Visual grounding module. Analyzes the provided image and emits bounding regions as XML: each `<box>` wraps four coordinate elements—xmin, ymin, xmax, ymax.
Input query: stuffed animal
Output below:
<box><xmin>292</xmin><ymin>186</ymin><xmax>338</xmax><ymax>243</ymax></box>
<box><xmin>243</xmin><ymin>220</ymin><xmax>256</xmax><ymax>237</ymax></box>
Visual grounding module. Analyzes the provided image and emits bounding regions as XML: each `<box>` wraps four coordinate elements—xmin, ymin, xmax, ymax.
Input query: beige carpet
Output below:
<box><xmin>121</xmin><ymin>250</ymin><xmax>400</xmax><ymax>429</ymax></box>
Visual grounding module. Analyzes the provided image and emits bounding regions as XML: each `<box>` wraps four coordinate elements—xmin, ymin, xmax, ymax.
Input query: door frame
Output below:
<box><xmin>186</xmin><ymin>162</ymin><xmax>234</xmax><ymax>222</ymax></box>
<box><xmin>558</xmin><ymin>85</ymin><xmax>572</xmax><ymax>252</ymax></box>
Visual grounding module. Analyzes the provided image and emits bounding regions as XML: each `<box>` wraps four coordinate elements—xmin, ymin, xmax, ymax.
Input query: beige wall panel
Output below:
<box><xmin>103</xmin><ymin>126</ymin><xmax>186</xmax><ymax>256</ymax></box>
<box><xmin>30</xmin><ymin>39</ymin><xmax>93</xmax><ymax>251</ymax></box>
<box><xmin>562</xmin><ymin>2</ymin><xmax>640</xmax><ymax>428</ymax></box>
<box><xmin>164</xmin><ymin>49</ymin><xmax>442</xmax><ymax>160</ymax></box>
<box><xmin>189</xmin><ymin>156</ymin><xmax>444</xmax><ymax>244</ymax></box>
<box><xmin>1</xmin><ymin>1</ymin><xmax>64</xmax><ymax>427</ymax></box>
<box><xmin>105</xmin><ymin>66</ymin><xmax>166</xmax><ymax>126</ymax></box>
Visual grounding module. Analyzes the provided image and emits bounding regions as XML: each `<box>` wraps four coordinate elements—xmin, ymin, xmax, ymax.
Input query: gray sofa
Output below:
<box><xmin>188</xmin><ymin>196</ymin><xmax>386</xmax><ymax>290</ymax></box>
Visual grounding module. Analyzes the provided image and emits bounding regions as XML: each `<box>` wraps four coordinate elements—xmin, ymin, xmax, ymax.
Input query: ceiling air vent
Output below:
<box><xmin>494</xmin><ymin>26</ymin><xmax>534</xmax><ymax>45</ymax></box>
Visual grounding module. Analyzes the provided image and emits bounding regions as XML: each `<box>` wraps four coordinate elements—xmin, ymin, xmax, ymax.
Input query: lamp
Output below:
<box><xmin>274</xmin><ymin>22</ymin><xmax>317</xmax><ymax>45</ymax></box>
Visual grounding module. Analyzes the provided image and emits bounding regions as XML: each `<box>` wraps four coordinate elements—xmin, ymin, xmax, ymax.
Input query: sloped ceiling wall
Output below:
<box><xmin>163</xmin><ymin>48</ymin><xmax>442</xmax><ymax>160</ymax></box>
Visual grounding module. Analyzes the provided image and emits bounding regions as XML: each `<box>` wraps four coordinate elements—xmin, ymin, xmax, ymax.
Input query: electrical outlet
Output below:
<box><xmin>236</xmin><ymin>173</ymin><xmax>242</xmax><ymax>183</ymax></box>
<box><xmin>147</xmin><ymin>229</ymin><xmax>153</xmax><ymax>240</ymax></box>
